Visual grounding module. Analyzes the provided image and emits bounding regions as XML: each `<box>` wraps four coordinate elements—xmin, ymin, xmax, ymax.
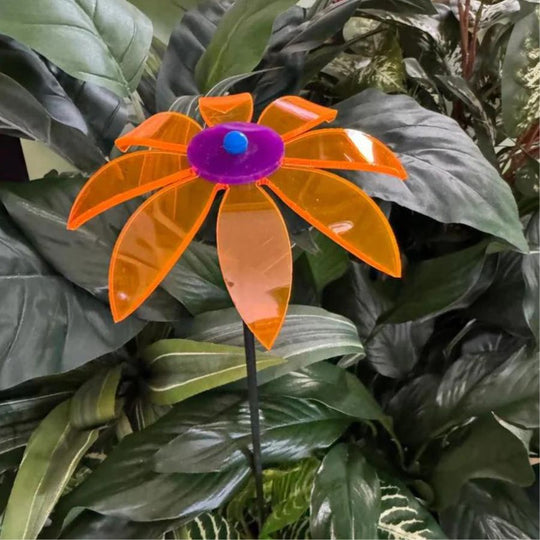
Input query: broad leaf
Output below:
<box><xmin>377</xmin><ymin>477</ymin><xmax>445</xmax><ymax>539</ymax></box>
<box><xmin>153</xmin><ymin>395</ymin><xmax>350</xmax><ymax>473</ymax></box>
<box><xmin>327</xmin><ymin>264</ymin><xmax>433</xmax><ymax>378</ymax></box>
<box><xmin>334</xmin><ymin>90</ymin><xmax>528</xmax><ymax>251</ymax></box>
<box><xmin>0</xmin><ymin>0</ymin><xmax>153</xmax><ymax>97</ymax></box>
<box><xmin>261</xmin><ymin>362</ymin><xmax>389</xmax><ymax>427</ymax></box>
<box><xmin>56</xmin><ymin>396</ymin><xmax>257</xmax><ymax>522</ymax></box>
<box><xmin>0</xmin><ymin>176</ymin><xmax>201</xmax><ymax>321</ymax></box>
<box><xmin>502</xmin><ymin>8</ymin><xmax>540</xmax><ymax>136</ymax></box>
<box><xmin>69</xmin><ymin>366</ymin><xmax>122</xmax><ymax>429</ymax></box>
<box><xmin>156</xmin><ymin>0</ymin><xmax>233</xmax><ymax>109</ymax></box>
<box><xmin>436</xmin><ymin>346</ymin><xmax>539</xmax><ymax>429</ymax></box>
<box><xmin>0</xmin><ymin>210</ymin><xmax>142</xmax><ymax>390</ymax></box>
<box><xmin>194</xmin><ymin>0</ymin><xmax>297</xmax><ymax>92</ymax></box>
<box><xmin>310</xmin><ymin>444</ymin><xmax>380</xmax><ymax>539</ymax></box>
<box><xmin>440</xmin><ymin>479</ymin><xmax>539</xmax><ymax>539</ymax></box>
<box><xmin>0</xmin><ymin>37</ymin><xmax>105</xmax><ymax>173</ymax></box>
<box><xmin>383</xmin><ymin>241</ymin><xmax>498</xmax><ymax>323</ymax></box>
<box><xmin>430</xmin><ymin>415</ymin><xmax>534</xmax><ymax>510</ymax></box>
<box><xmin>142</xmin><ymin>338</ymin><xmax>284</xmax><ymax>405</ymax></box>
<box><xmin>184</xmin><ymin>305</ymin><xmax>364</xmax><ymax>384</ymax></box>
<box><xmin>0</xmin><ymin>401</ymin><xmax>98</xmax><ymax>539</ymax></box>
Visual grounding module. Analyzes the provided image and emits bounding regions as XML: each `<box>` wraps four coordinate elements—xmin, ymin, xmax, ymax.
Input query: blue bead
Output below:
<box><xmin>223</xmin><ymin>130</ymin><xmax>248</xmax><ymax>155</ymax></box>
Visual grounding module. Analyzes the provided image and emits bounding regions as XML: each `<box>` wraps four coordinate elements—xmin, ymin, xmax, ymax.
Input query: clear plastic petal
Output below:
<box><xmin>115</xmin><ymin>112</ymin><xmax>202</xmax><ymax>152</ymax></box>
<box><xmin>257</xmin><ymin>96</ymin><xmax>337</xmax><ymax>142</ymax></box>
<box><xmin>68</xmin><ymin>151</ymin><xmax>194</xmax><ymax>229</ymax></box>
<box><xmin>266</xmin><ymin>167</ymin><xmax>401</xmax><ymax>277</ymax></box>
<box><xmin>109</xmin><ymin>178</ymin><xmax>220</xmax><ymax>322</ymax></box>
<box><xmin>199</xmin><ymin>93</ymin><xmax>254</xmax><ymax>126</ymax></box>
<box><xmin>283</xmin><ymin>128</ymin><xmax>407</xmax><ymax>179</ymax></box>
<box><xmin>217</xmin><ymin>183</ymin><xmax>292</xmax><ymax>349</ymax></box>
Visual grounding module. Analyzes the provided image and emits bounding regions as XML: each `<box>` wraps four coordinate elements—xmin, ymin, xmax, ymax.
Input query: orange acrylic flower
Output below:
<box><xmin>67</xmin><ymin>93</ymin><xmax>407</xmax><ymax>349</ymax></box>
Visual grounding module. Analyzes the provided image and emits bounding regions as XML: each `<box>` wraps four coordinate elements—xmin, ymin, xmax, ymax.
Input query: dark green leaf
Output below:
<box><xmin>56</xmin><ymin>396</ymin><xmax>253</xmax><ymax>522</ymax></box>
<box><xmin>184</xmin><ymin>305</ymin><xmax>364</xmax><ymax>385</ymax></box>
<box><xmin>142</xmin><ymin>339</ymin><xmax>284</xmax><ymax>405</ymax></box>
<box><xmin>0</xmin><ymin>37</ymin><xmax>105</xmax><ymax>173</ymax></box>
<box><xmin>377</xmin><ymin>476</ymin><xmax>445</xmax><ymax>539</ymax></box>
<box><xmin>502</xmin><ymin>9</ymin><xmax>540</xmax><ymax>136</ymax></box>
<box><xmin>262</xmin><ymin>362</ymin><xmax>389</xmax><ymax>427</ymax></box>
<box><xmin>153</xmin><ymin>395</ymin><xmax>350</xmax><ymax>473</ymax></box>
<box><xmin>334</xmin><ymin>90</ymin><xmax>528</xmax><ymax>251</ymax></box>
<box><xmin>0</xmin><ymin>210</ymin><xmax>142</xmax><ymax>390</ymax></box>
<box><xmin>156</xmin><ymin>0</ymin><xmax>233</xmax><ymax>109</ymax></box>
<box><xmin>440</xmin><ymin>479</ymin><xmax>539</xmax><ymax>539</ymax></box>
<box><xmin>0</xmin><ymin>401</ymin><xmax>98</xmax><ymax>539</ymax></box>
<box><xmin>430</xmin><ymin>415</ymin><xmax>535</xmax><ymax>510</ymax></box>
<box><xmin>194</xmin><ymin>0</ymin><xmax>297</xmax><ymax>92</ymax></box>
<box><xmin>310</xmin><ymin>444</ymin><xmax>380</xmax><ymax>539</ymax></box>
<box><xmin>0</xmin><ymin>0</ymin><xmax>153</xmax><ymax>97</ymax></box>
<box><xmin>69</xmin><ymin>366</ymin><xmax>122</xmax><ymax>429</ymax></box>
<box><xmin>0</xmin><ymin>175</ymin><xmax>187</xmax><ymax>321</ymax></box>
<box><xmin>383</xmin><ymin>241</ymin><xmax>498</xmax><ymax>324</ymax></box>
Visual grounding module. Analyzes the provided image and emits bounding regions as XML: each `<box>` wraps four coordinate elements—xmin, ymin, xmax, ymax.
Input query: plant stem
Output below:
<box><xmin>243</xmin><ymin>323</ymin><xmax>265</xmax><ymax>529</ymax></box>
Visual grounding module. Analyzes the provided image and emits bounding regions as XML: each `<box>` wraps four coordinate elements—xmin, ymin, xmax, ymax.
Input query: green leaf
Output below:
<box><xmin>69</xmin><ymin>366</ymin><xmax>122</xmax><ymax>429</ymax></box>
<box><xmin>156</xmin><ymin>0</ymin><xmax>233</xmax><ymax>109</ymax></box>
<box><xmin>334</xmin><ymin>90</ymin><xmax>528</xmax><ymax>251</ymax></box>
<box><xmin>502</xmin><ymin>8</ymin><xmax>540</xmax><ymax>136</ymax></box>
<box><xmin>303</xmin><ymin>232</ymin><xmax>350</xmax><ymax>295</ymax></box>
<box><xmin>327</xmin><ymin>264</ymin><xmax>433</xmax><ymax>378</ymax></box>
<box><xmin>0</xmin><ymin>209</ymin><xmax>143</xmax><ymax>390</ymax></box>
<box><xmin>0</xmin><ymin>401</ymin><xmax>98</xmax><ymax>539</ymax></box>
<box><xmin>194</xmin><ymin>0</ymin><xmax>297</xmax><ymax>92</ymax></box>
<box><xmin>439</xmin><ymin>479</ymin><xmax>539</xmax><ymax>539</ymax></box>
<box><xmin>437</xmin><ymin>346</ymin><xmax>539</xmax><ymax>429</ymax></box>
<box><xmin>377</xmin><ymin>477</ymin><xmax>445</xmax><ymax>539</ymax></box>
<box><xmin>383</xmin><ymin>241</ymin><xmax>497</xmax><ymax>323</ymax></box>
<box><xmin>0</xmin><ymin>175</ymin><xmax>188</xmax><ymax>322</ymax></box>
<box><xmin>153</xmin><ymin>395</ymin><xmax>351</xmax><ymax>473</ymax></box>
<box><xmin>56</xmin><ymin>396</ymin><xmax>254</xmax><ymax>523</ymax></box>
<box><xmin>0</xmin><ymin>43</ymin><xmax>105</xmax><ymax>172</ymax></box>
<box><xmin>0</xmin><ymin>0</ymin><xmax>153</xmax><ymax>97</ymax></box>
<box><xmin>185</xmin><ymin>305</ymin><xmax>364</xmax><ymax>384</ymax></box>
<box><xmin>430</xmin><ymin>415</ymin><xmax>535</xmax><ymax>510</ymax></box>
<box><xmin>142</xmin><ymin>339</ymin><xmax>284</xmax><ymax>405</ymax></box>
<box><xmin>262</xmin><ymin>361</ymin><xmax>389</xmax><ymax>427</ymax></box>
<box><xmin>310</xmin><ymin>444</ymin><xmax>380</xmax><ymax>539</ymax></box>
<box><xmin>261</xmin><ymin>458</ymin><xmax>320</xmax><ymax>537</ymax></box>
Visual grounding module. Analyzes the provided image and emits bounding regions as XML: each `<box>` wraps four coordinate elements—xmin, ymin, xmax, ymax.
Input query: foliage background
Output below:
<box><xmin>0</xmin><ymin>0</ymin><xmax>538</xmax><ymax>538</ymax></box>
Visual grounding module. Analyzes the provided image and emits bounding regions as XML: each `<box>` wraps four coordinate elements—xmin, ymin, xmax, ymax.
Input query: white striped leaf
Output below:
<box><xmin>142</xmin><ymin>339</ymin><xmax>285</xmax><ymax>405</ymax></box>
<box><xmin>378</xmin><ymin>479</ymin><xmax>445</xmax><ymax>540</ymax></box>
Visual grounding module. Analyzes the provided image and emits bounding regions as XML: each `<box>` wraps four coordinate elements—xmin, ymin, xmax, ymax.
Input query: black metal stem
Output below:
<box><xmin>243</xmin><ymin>322</ymin><xmax>265</xmax><ymax>527</ymax></box>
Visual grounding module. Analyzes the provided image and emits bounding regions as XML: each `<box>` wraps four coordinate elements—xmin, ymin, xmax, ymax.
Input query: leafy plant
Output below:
<box><xmin>0</xmin><ymin>0</ymin><xmax>537</xmax><ymax>538</ymax></box>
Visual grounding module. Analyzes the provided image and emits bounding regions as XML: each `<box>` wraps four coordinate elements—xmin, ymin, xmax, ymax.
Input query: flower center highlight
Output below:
<box><xmin>187</xmin><ymin>122</ymin><xmax>284</xmax><ymax>185</ymax></box>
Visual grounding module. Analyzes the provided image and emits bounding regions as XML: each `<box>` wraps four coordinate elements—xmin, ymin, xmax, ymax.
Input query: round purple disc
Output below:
<box><xmin>187</xmin><ymin>122</ymin><xmax>284</xmax><ymax>185</ymax></box>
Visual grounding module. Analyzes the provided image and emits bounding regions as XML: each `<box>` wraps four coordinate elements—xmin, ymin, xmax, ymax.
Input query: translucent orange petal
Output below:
<box><xmin>68</xmin><ymin>152</ymin><xmax>194</xmax><ymax>229</ymax></box>
<box><xmin>109</xmin><ymin>178</ymin><xmax>220</xmax><ymax>322</ymax></box>
<box><xmin>283</xmin><ymin>128</ymin><xmax>407</xmax><ymax>179</ymax></box>
<box><xmin>199</xmin><ymin>93</ymin><xmax>254</xmax><ymax>126</ymax></box>
<box><xmin>257</xmin><ymin>96</ymin><xmax>337</xmax><ymax>142</ymax></box>
<box><xmin>265</xmin><ymin>167</ymin><xmax>401</xmax><ymax>277</ymax></box>
<box><xmin>115</xmin><ymin>113</ymin><xmax>202</xmax><ymax>153</ymax></box>
<box><xmin>217</xmin><ymin>183</ymin><xmax>292</xmax><ymax>350</ymax></box>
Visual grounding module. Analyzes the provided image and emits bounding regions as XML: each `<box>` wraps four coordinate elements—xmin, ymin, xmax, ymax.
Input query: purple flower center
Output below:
<box><xmin>187</xmin><ymin>122</ymin><xmax>284</xmax><ymax>185</ymax></box>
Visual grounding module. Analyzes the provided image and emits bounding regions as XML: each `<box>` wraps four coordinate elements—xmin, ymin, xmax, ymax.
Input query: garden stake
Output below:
<box><xmin>66</xmin><ymin>93</ymin><xmax>407</xmax><ymax>523</ymax></box>
<box><xmin>243</xmin><ymin>322</ymin><xmax>265</xmax><ymax>526</ymax></box>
